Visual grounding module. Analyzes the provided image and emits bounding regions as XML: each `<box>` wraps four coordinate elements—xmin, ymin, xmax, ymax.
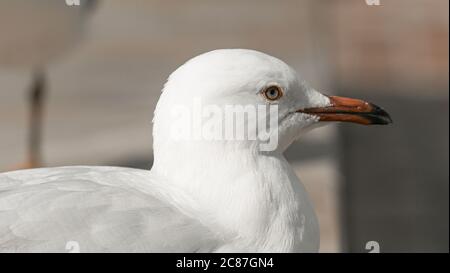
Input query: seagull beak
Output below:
<box><xmin>297</xmin><ymin>95</ymin><xmax>393</xmax><ymax>125</ymax></box>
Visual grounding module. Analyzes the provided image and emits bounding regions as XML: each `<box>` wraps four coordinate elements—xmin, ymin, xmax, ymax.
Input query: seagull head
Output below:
<box><xmin>151</xmin><ymin>49</ymin><xmax>391</xmax><ymax>250</ymax></box>
<box><xmin>153</xmin><ymin>49</ymin><xmax>392</xmax><ymax>156</ymax></box>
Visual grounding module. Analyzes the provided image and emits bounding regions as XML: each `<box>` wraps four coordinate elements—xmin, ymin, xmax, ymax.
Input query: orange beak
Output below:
<box><xmin>297</xmin><ymin>95</ymin><xmax>392</xmax><ymax>125</ymax></box>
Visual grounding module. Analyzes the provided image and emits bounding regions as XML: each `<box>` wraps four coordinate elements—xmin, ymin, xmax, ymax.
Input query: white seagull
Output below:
<box><xmin>0</xmin><ymin>49</ymin><xmax>391</xmax><ymax>252</ymax></box>
<box><xmin>0</xmin><ymin>0</ymin><xmax>97</xmax><ymax>169</ymax></box>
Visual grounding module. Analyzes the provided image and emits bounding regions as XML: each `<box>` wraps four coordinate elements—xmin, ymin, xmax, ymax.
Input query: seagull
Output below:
<box><xmin>0</xmin><ymin>49</ymin><xmax>392</xmax><ymax>252</ymax></box>
<box><xmin>0</xmin><ymin>0</ymin><xmax>97</xmax><ymax>169</ymax></box>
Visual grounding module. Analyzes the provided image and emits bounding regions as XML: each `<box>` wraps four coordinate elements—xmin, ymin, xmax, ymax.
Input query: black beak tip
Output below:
<box><xmin>371</xmin><ymin>104</ymin><xmax>393</xmax><ymax>125</ymax></box>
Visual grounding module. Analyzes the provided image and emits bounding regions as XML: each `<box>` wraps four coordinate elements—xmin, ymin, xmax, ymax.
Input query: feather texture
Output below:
<box><xmin>0</xmin><ymin>166</ymin><xmax>220</xmax><ymax>252</ymax></box>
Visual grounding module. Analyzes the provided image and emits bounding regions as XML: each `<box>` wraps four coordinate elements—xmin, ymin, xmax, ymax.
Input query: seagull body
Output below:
<box><xmin>0</xmin><ymin>49</ymin><xmax>391</xmax><ymax>252</ymax></box>
<box><xmin>0</xmin><ymin>166</ymin><xmax>219</xmax><ymax>252</ymax></box>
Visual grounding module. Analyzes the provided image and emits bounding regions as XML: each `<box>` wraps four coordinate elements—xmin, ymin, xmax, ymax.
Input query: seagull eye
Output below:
<box><xmin>262</xmin><ymin>85</ymin><xmax>283</xmax><ymax>101</ymax></box>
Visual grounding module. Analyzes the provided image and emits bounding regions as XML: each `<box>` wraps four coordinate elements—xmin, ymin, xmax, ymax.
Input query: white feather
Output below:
<box><xmin>0</xmin><ymin>166</ymin><xmax>221</xmax><ymax>252</ymax></box>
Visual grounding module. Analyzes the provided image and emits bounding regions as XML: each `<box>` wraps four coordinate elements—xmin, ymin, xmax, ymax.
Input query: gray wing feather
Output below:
<box><xmin>0</xmin><ymin>167</ymin><xmax>220</xmax><ymax>252</ymax></box>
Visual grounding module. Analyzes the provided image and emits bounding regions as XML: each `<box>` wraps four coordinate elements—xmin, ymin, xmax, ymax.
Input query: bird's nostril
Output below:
<box><xmin>371</xmin><ymin>104</ymin><xmax>383</xmax><ymax>113</ymax></box>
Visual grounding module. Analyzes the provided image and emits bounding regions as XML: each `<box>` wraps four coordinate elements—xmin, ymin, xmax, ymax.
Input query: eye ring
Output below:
<box><xmin>262</xmin><ymin>85</ymin><xmax>283</xmax><ymax>101</ymax></box>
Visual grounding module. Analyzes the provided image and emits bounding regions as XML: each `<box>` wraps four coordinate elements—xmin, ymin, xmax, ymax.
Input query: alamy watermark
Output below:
<box><xmin>65</xmin><ymin>240</ymin><xmax>382</xmax><ymax>253</ymax></box>
<box><xmin>365</xmin><ymin>0</ymin><xmax>381</xmax><ymax>6</ymax></box>
<box><xmin>365</xmin><ymin>241</ymin><xmax>381</xmax><ymax>253</ymax></box>
<box><xmin>65</xmin><ymin>241</ymin><xmax>81</xmax><ymax>253</ymax></box>
<box><xmin>169</xmin><ymin>98</ymin><xmax>279</xmax><ymax>151</ymax></box>
<box><xmin>65</xmin><ymin>0</ymin><xmax>80</xmax><ymax>6</ymax></box>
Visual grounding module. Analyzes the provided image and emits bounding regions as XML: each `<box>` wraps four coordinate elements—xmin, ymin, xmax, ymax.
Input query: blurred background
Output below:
<box><xmin>0</xmin><ymin>0</ymin><xmax>448</xmax><ymax>252</ymax></box>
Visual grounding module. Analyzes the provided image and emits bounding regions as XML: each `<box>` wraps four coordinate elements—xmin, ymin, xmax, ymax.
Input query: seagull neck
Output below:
<box><xmin>152</xmin><ymin>145</ymin><xmax>317</xmax><ymax>251</ymax></box>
